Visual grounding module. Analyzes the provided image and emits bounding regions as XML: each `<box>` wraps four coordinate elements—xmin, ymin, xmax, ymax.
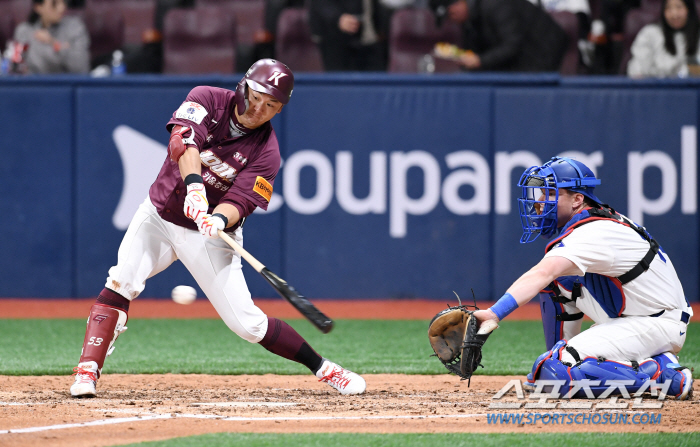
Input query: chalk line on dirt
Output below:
<box><xmin>0</xmin><ymin>412</ymin><xmax>490</xmax><ymax>435</ymax></box>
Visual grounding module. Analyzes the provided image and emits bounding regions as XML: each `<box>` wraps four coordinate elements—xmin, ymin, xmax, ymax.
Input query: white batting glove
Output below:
<box><xmin>184</xmin><ymin>181</ymin><xmax>208</xmax><ymax>223</ymax></box>
<box><xmin>198</xmin><ymin>213</ymin><xmax>227</xmax><ymax>239</ymax></box>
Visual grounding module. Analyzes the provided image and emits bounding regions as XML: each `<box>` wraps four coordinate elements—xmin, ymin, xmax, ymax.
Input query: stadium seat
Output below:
<box><xmin>86</xmin><ymin>0</ymin><xmax>156</xmax><ymax>45</ymax></box>
<box><xmin>549</xmin><ymin>11</ymin><xmax>580</xmax><ymax>75</ymax></box>
<box><xmin>162</xmin><ymin>6</ymin><xmax>236</xmax><ymax>74</ymax></box>
<box><xmin>199</xmin><ymin>0</ymin><xmax>264</xmax><ymax>46</ymax></box>
<box><xmin>274</xmin><ymin>7</ymin><xmax>323</xmax><ymax>72</ymax></box>
<box><xmin>83</xmin><ymin>6</ymin><xmax>125</xmax><ymax>67</ymax></box>
<box><xmin>619</xmin><ymin>7</ymin><xmax>659</xmax><ymax>74</ymax></box>
<box><xmin>388</xmin><ymin>8</ymin><xmax>462</xmax><ymax>73</ymax></box>
<box><xmin>198</xmin><ymin>0</ymin><xmax>264</xmax><ymax>72</ymax></box>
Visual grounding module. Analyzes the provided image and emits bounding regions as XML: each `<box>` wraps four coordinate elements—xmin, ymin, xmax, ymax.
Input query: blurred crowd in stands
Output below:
<box><xmin>1</xmin><ymin>0</ymin><xmax>700</xmax><ymax>78</ymax></box>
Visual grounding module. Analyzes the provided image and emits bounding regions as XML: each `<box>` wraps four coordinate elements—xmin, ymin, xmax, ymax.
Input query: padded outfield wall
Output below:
<box><xmin>1</xmin><ymin>74</ymin><xmax>698</xmax><ymax>302</ymax></box>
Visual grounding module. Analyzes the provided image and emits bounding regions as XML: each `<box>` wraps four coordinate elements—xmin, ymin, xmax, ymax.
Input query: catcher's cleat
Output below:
<box><xmin>316</xmin><ymin>359</ymin><xmax>366</xmax><ymax>395</ymax></box>
<box><xmin>523</xmin><ymin>372</ymin><xmax>536</xmax><ymax>391</ymax></box>
<box><xmin>676</xmin><ymin>367</ymin><xmax>694</xmax><ymax>401</ymax></box>
<box><xmin>70</xmin><ymin>361</ymin><xmax>98</xmax><ymax>398</ymax></box>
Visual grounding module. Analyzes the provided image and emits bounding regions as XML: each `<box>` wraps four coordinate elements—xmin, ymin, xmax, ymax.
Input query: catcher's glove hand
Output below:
<box><xmin>428</xmin><ymin>304</ymin><xmax>498</xmax><ymax>384</ymax></box>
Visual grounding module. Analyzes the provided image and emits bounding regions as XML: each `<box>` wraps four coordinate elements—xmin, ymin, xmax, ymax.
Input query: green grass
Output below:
<box><xmin>0</xmin><ymin>319</ymin><xmax>698</xmax><ymax>377</ymax></box>
<box><xmin>123</xmin><ymin>432</ymin><xmax>700</xmax><ymax>447</ymax></box>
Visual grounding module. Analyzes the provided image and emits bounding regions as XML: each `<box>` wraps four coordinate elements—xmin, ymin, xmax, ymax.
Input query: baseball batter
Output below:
<box><xmin>474</xmin><ymin>156</ymin><xmax>694</xmax><ymax>399</ymax></box>
<box><xmin>70</xmin><ymin>59</ymin><xmax>366</xmax><ymax>397</ymax></box>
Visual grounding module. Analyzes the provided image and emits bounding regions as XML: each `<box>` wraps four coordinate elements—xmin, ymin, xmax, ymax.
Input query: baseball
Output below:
<box><xmin>171</xmin><ymin>285</ymin><xmax>197</xmax><ymax>305</ymax></box>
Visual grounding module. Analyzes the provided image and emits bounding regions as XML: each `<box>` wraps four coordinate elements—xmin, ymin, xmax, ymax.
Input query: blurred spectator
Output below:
<box><xmin>431</xmin><ymin>0</ymin><xmax>568</xmax><ymax>71</ymax></box>
<box><xmin>121</xmin><ymin>0</ymin><xmax>195</xmax><ymax>73</ymax></box>
<box><xmin>527</xmin><ymin>0</ymin><xmax>593</xmax><ymax>65</ymax></box>
<box><xmin>627</xmin><ymin>0</ymin><xmax>700</xmax><ymax>77</ymax></box>
<box><xmin>594</xmin><ymin>0</ymin><xmax>641</xmax><ymax>72</ymax></box>
<box><xmin>600</xmin><ymin>0</ymin><xmax>641</xmax><ymax>36</ymax></box>
<box><xmin>12</xmin><ymin>0</ymin><xmax>90</xmax><ymax>74</ymax></box>
<box><xmin>253</xmin><ymin>0</ymin><xmax>306</xmax><ymax>61</ymax></box>
<box><xmin>309</xmin><ymin>0</ymin><xmax>392</xmax><ymax>71</ymax></box>
<box><xmin>529</xmin><ymin>0</ymin><xmax>591</xmax><ymax>35</ymax></box>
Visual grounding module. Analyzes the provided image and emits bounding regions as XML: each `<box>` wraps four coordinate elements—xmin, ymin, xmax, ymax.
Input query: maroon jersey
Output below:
<box><xmin>149</xmin><ymin>86</ymin><xmax>280</xmax><ymax>231</ymax></box>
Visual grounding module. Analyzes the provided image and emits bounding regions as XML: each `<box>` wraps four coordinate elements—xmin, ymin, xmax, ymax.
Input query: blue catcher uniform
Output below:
<box><xmin>515</xmin><ymin>157</ymin><xmax>693</xmax><ymax>399</ymax></box>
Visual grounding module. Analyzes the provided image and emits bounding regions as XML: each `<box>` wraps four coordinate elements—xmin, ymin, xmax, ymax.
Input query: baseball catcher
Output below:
<box><xmin>428</xmin><ymin>298</ymin><xmax>498</xmax><ymax>384</ymax></box>
<box><xmin>472</xmin><ymin>156</ymin><xmax>693</xmax><ymax>400</ymax></box>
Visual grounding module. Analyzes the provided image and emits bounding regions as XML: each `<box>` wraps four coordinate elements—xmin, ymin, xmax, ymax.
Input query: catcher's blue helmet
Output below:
<box><xmin>517</xmin><ymin>157</ymin><xmax>602</xmax><ymax>243</ymax></box>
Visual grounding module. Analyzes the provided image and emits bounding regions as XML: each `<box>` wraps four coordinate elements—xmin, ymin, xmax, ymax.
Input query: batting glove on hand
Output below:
<box><xmin>198</xmin><ymin>213</ymin><xmax>227</xmax><ymax>239</ymax></box>
<box><xmin>184</xmin><ymin>182</ymin><xmax>208</xmax><ymax>223</ymax></box>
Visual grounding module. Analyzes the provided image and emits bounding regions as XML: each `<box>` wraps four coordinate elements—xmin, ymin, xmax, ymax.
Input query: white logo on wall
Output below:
<box><xmin>112</xmin><ymin>125</ymin><xmax>167</xmax><ymax>230</ymax></box>
<box><xmin>113</xmin><ymin>125</ymin><xmax>697</xmax><ymax>236</ymax></box>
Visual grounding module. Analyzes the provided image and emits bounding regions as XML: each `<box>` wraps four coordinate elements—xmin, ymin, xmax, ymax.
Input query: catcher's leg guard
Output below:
<box><xmin>525</xmin><ymin>339</ymin><xmax>569</xmax><ymax>389</ymax></box>
<box><xmin>565</xmin><ymin>358</ymin><xmax>653</xmax><ymax>397</ymax></box>
<box><xmin>526</xmin><ymin>341</ymin><xmax>665</xmax><ymax>398</ymax></box>
<box><xmin>652</xmin><ymin>351</ymin><xmax>680</xmax><ymax>370</ymax></box>
<box><xmin>650</xmin><ymin>352</ymin><xmax>693</xmax><ymax>400</ymax></box>
<box><xmin>539</xmin><ymin>279</ymin><xmax>584</xmax><ymax>351</ymax></box>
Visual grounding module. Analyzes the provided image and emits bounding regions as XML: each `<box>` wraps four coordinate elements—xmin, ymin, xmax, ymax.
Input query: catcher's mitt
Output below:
<box><xmin>428</xmin><ymin>304</ymin><xmax>498</xmax><ymax>384</ymax></box>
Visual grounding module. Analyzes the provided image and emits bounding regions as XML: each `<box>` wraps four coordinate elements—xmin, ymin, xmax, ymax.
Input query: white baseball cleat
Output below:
<box><xmin>316</xmin><ymin>359</ymin><xmax>366</xmax><ymax>395</ymax></box>
<box><xmin>70</xmin><ymin>361</ymin><xmax>99</xmax><ymax>398</ymax></box>
<box><xmin>676</xmin><ymin>367</ymin><xmax>694</xmax><ymax>401</ymax></box>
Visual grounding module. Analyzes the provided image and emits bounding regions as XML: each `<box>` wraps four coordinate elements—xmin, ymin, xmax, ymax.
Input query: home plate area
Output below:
<box><xmin>1</xmin><ymin>374</ymin><xmax>698</xmax><ymax>447</ymax></box>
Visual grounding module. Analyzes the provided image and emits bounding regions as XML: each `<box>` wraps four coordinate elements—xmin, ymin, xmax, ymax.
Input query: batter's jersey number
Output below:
<box><xmin>88</xmin><ymin>337</ymin><xmax>103</xmax><ymax>346</ymax></box>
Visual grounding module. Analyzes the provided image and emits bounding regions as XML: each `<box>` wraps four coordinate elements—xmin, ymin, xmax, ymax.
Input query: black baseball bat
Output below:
<box><xmin>218</xmin><ymin>230</ymin><xmax>334</xmax><ymax>333</ymax></box>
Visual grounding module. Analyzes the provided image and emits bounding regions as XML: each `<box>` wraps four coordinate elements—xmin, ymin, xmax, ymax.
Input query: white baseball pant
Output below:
<box><xmin>105</xmin><ymin>197</ymin><xmax>268</xmax><ymax>343</ymax></box>
<box><xmin>564</xmin><ymin>297</ymin><xmax>687</xmax><ymax>363</ymax></box>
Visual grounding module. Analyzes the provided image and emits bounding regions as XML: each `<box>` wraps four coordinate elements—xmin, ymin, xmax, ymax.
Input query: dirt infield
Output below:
<box><xmin>1</xmin><ymin>299</ymin><xmax>698</xmax><ymax>446</ymax></box>
<box><xmin>1</xmin><ymin>374</ymin><xmax>698</xmax><ymax>447</ymax></box>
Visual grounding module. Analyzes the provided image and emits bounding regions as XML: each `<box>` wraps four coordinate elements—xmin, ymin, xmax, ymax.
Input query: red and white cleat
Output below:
<box><xmin>70</xmin><ymin>361</ymin><xmax>98</xmax><ymax>398</ymax></box>
<box><xmin>316</xmin><ymin>359</ymin><xmax>366</xmax><ymax>395</ymax></box>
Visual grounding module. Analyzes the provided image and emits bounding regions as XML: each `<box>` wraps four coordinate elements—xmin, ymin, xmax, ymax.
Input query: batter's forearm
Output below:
<box><xmin>212</xmin><ymin>203</ymin><xmax>241</xmax><ymax>228</ymax></box>
<box><xmin>178</xmin><ymin>147</ymin><xmax>202</xmax><ymax>180</ymax></box>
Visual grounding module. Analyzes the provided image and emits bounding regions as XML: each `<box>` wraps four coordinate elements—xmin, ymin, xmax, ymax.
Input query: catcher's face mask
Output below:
<box><xmin>517</xmin><ymin>157</ymin><xmax>602</xmax><ymax>243</ymax></box>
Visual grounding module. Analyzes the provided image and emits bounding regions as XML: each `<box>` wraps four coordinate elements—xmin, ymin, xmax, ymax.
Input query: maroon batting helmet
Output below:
<box><xmin>235</xmin><ymin>59</ymin><xmax>294</xmax><ymax>115</ymax></box>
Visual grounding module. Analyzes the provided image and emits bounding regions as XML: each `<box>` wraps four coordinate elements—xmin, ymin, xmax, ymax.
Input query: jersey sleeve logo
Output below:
<box><xmin>175</xmin><ymin>101</ymin><xmax>208</xmax><ymax>124</ymax></box>
<box><xmin>253</xmin><ymin>176</ymin><xmax>273</xmax><ymax>202</ymax></box>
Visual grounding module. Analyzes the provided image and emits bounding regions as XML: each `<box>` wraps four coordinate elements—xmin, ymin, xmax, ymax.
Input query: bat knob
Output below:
<box><xmin>320</xmin><ymin>320</ymin><xmax>334</xmax><ymax>334</ymax></box>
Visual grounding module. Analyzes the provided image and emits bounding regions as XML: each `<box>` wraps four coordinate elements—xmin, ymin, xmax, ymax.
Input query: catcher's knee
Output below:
<box><xmin>528</xmin><ymin>340</ymin><xmax>575</xmax><ymax>384</ymax></box>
